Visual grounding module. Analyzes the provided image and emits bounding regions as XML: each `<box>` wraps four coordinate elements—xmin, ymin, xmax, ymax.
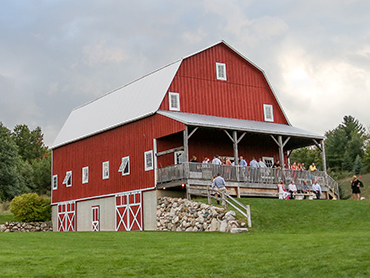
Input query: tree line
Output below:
<box><xmin>0</xmin><ymin>123</ymin><xmax>50</xmax><ymax>201</ymax></box>
<box><xmin>291</xmin><ymin>115</ymin><xmax>370</xmax><ymax>176</ymax></box>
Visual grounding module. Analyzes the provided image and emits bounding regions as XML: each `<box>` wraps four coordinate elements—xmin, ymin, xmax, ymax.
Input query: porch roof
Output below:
<box><xmin>157</xmin><ymin>110</ymin><xmax>324</xmax><ymax>140</ymax></box>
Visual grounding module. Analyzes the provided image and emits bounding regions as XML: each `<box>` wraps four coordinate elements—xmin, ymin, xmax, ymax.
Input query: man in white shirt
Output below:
<box><xmin>312</xmin><ymin>180</ymin><xmax>322</xmax><ymax>199</ymax></box>
<box><xmin>288</xmin><ymin>181</ymin><xmax>298</xmax><ymax>199</ymax></box>
<box><xmin>212</xmin><ymin>155</ymin><xmax>222</xmax><ymax>165</ymax></box>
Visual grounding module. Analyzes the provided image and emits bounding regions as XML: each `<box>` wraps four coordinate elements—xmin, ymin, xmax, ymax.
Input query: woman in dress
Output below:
<box><xmin>351</xmin><ymin>176</ymin><xmax>363</xmax><ymax>200</ymax></box>
<box><xmin>277</xmin><ymin>180</ymin><xmax>289</xmax><ymax>199</ymax></box>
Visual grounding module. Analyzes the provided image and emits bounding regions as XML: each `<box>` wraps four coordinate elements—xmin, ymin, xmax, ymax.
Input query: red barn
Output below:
<box><xmin>51</xmin><ymin>41</ymin><xmax>334</xmax><ymax>232</ymax></box>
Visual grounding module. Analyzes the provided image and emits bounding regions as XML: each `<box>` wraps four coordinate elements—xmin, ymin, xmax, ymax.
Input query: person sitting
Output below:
<box><xmin>288</xmin><ymin>181</ymin><xmax>298</xmax><ymax>199</ymax></box>
<box><xmin>312</xmin><ymin>180</ymin><xmax>322</xmax><ymax>199</ymax></box>
<box><xmin>309</xmin><ymin>163</ymin><xmax>317</xmax><ymax>172</ymax></box>
<box><xmin>301</xmin><ymin>180</ymin><xmax>310</xmax><ymax>194</ymax></box>
<box><xmin>277</xmin><ymin>180</ymin><xmax>289</xmax><ymax>199</ymax></box>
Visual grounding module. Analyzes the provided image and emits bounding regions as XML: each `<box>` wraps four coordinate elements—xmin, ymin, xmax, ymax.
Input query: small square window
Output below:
<box><xmin>63</xmin><ymin>171</ymin><xmax>72</xmax><ymax>187</ymax></box>
<box><xmin>169</xmin><ymin>92</ymin><xmax>180</xmax><ymax>111</ymax></box>
<box><xmin>102</xmin><ymin>161</ymin><xmax>109</xmax><ymax>179</ymax></box>
<box><xmin>262</xmin><ymin>157</ymin><xmax>274</xmax><ymax>168</ymax></box>
<box><xmin>118</xmin><ymin>156</ymin><xmax>130</xmax><ymax>176</ymax></box>
<box><xmin>216</xmin><ymin>62</ymin><xmax>227</xmax><ymax>81</ymax></box>
<box><xmin>52</xmin><ymin>175</ymin><xmax>58</xmax><ymax>190</ymax></box>
<box><xmin>144</xmin><ymin>150</ymin><xmax>154</xmax><ymax>171</ymax></box>
<box><xmin>263</xmin><ymin>104</ymin><xmax>274</xmax><ymax>122</ymax></box>
<box><xmin>82</xmin><ymin>166</ymin><xmax>89</xmax><ymax>184</ymax></box>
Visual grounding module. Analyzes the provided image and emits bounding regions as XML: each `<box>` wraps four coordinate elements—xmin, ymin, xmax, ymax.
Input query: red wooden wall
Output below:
<box><xmin>159</xmin><ymin>43</ymin><xmax>288</xmax><ymax>124</ymax></box>
<box><xmin>52</xmin><ymin>114</ymin><xmax>184</xmax><ymax>203</ymax></box>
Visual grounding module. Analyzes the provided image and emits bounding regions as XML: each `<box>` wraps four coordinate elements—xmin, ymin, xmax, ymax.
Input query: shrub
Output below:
<box><xmin>10</xmin><ymin>193</ymin><xmax>51</xmax><ymax>222</ymax></box>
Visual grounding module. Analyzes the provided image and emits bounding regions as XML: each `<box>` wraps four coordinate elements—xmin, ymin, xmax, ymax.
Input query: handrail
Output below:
<box><xmin>157</xmin><ymin>162</ymin><xmax>340</xmax><ymax>198</ymax></box>
<box><xmin>187</xmin><ymin>185</ymin><xmax>252</xmax><ymax>227</ymax></box>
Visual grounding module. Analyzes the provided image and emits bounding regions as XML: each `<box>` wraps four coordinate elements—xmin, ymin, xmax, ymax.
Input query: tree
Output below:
<box><xmin>0</xmin><ymin>123</ymin><xmax>23</xmax><ymax>200</ymax></box>
<box><xmin>11</xmin><ymin>124</ymin><xmax>48</xmax><ymax>162</ymax></box>
<box><xmin>31</xmin><ymin>151</ymin><xmax>51</xmax><ymax>195</ymax></box>
<box><xmin>290</xmin><ymin>146</ymin><xmax>322</xmax><ymax>170</ymax></box>
<box><xmin>353</xmin><ymin>155</ymin><xmax>363</xmax><ymax>175</ymax></box>
<box><xmin>325</xmin><ymin>115</ymin><xmax>367</xmax><ymax>172</ymax></box>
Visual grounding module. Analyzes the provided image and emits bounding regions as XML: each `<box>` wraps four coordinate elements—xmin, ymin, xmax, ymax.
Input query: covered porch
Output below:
<box><xmin>153</xmin><ymin>111</ymin><xmax>337</xmax><ymax>199</ymax></box>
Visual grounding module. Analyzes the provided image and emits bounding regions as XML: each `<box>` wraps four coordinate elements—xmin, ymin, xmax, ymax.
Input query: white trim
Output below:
<box><xmin>169</xmin><ymin>92</ymin><xmax>180</xmax><ymax>111</ymax></box>
<box><xmin>82</xmin><ymin>166</ymin><xmax>89</xmax><ymax>184</ymax></box>
<box><xmin>118</xmin><ymin>156</ymin><xmax>130</xmax><ymax>176</ymax></box>
<box><xmin>102</xmin><ymin>161</ymin><xmax>109</xmax><ymax>179</ymax></box>
<box><xmin>62</xmin><ymin>171</ymin><xmax>72</xmax><ymax>187</ymax></box>
<box><xmin>91</xmin><ymin>205</ymin><xmax>100</xmax><ymax>231</ymax></box>
<box><xmin>263</xmin><ymin>104</ymin><xmax>274</xmax><ymax>122</ymax></box>
<box><xmin>144</xmin><ymin>150</ymin><xmax>154</xmax><ymax>171</ymax></box>
<box><xmin>115</xmin><ymin>190</ymin><xmax>143</xmax><ymax>231</ymax></box>
<box><xmin>52</xmin><ymin>175</ymin><xmax>58</xmax><ymax>190</ymax></box>
<box><xmin>216</xmin><ymin>62</ymin><xmax>227</xmax><ymax>81</ymax></box>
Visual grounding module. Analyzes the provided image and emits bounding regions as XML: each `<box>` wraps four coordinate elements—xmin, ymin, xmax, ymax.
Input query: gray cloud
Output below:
<box><xmin>1</xmin><ymin>0</ymin><xmax>369</xmax><ymax>146</ymax></box>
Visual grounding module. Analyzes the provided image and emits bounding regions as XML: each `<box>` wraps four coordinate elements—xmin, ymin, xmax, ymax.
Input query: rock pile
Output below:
<box><xmin>156</xmin><ymin>197</ymin><xmax>248</xmax><ymax>233</ymax></box>
<box><xmin>0</xmin><ymin>221</ymin><xmax>53</xmax><ymax>232</ymax></box>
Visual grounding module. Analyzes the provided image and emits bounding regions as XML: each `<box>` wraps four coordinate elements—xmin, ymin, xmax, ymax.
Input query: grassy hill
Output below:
<box><xmin>1</xmin><ymin>197</ymin><xmax>370</xmax><ymax>277</ymax></box>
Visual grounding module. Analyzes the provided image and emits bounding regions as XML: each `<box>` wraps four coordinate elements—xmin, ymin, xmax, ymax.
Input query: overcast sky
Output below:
<box><xmin>1</xmin><ymin>0</ymin><xmax>369</xmax><ymax>147</ymax></box>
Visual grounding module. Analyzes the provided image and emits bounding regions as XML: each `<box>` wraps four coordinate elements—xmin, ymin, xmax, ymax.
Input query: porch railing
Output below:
<box><xmin>157</xmin><ymin>162</ymin><xmax>340</xmax><ymax>199</ymax></box>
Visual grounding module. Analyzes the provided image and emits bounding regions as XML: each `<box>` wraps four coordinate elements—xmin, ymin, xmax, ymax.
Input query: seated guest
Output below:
<box><xmin>312</xmin><ymin>180</ymin><xmax>322</xmax><ymax>199</ymax></box>
<box><xmin>309</xmin><ymin>163</ymin><xmax>317</xmax><ymax>172</ymax></box>
<box><xmin>288</xmin><ymin>181</ymin><xmax>297</xmax><ymax>199</ymax></box>
<box><xmin>277</xmin><ymin>180</ymin><xmax>289</xmax><ymax>199</ymax></box>
<box><xmin>301</xmin><ymin>180</ymin><xmax>310</xmax><ymax>193</ymax></box>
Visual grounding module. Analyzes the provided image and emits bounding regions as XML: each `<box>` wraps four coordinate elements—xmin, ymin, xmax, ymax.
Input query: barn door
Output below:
<box><xmin>115</xmin><ymin>191</ymin><xmax>142</xmax><ymax>231</ymax></box>
<box><xmin>91</xmin><ymin>205</ymin><xmax>100</xmax><ymax>231</ymax></box>
<box><xmin>57</xmin><ymin>202</ymin><xmax>76</xmax><ymax>231</ymax></box>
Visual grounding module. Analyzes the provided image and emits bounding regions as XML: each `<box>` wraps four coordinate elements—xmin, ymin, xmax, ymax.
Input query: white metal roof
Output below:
<box><xmin>52</xmin><ymin>60</ymin><xmax>182</xmax><ymax>148</ymax></box>
<box><xmin>157</xmin><ymin>110</ymin><xmax>324</xmax><ymax>139</ymax></box>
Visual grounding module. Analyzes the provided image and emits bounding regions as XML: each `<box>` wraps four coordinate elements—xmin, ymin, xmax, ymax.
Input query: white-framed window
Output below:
<box><xmin>174</xmin><ymin>151</ymin><xmax>185</xmax><ymax>164</ymax></box>
<box><xmin>169</xmin><ymin>92</ymin><xmax>180</xmax><ymax>111</ymax></box>
<box><xmin>263</xmin><ymin>157</ymin><xmax>274</xmax><ymax>168</ymax></box>
<box><xmin>62</xmin><ymin>171</ymin><xmax>72</xmax><ymax>187</ymax></box>
<box><xmin>118</xmin><ymin>156</ymin><xmax>130</xmax><ymax>176</ymax></box>
<box><xmin>216</xmin><ymin>62</ymin><xmax>227</xmax><ymax>81</ymax></box>
<box><xmin>52</xmin><ymin>175</ymin><xmax>58</xmax><ymax>190</ymax></box>
<box><xmin>82</xmin><ymin>166</ymin><xmax>89</xmax><ymax>184</ymax></box>
<box><xmin>102</xmin><ymin>161</ymin><xmax>109</xmax><ymax>180</ymax></box>
<box><xmin>263</xmin><ymin>104</ymin><xmax>274</xmax><ymax>122</ymax></box>
<box><xmin>144</xmin><ymin>150</ymin><xmax>154</xmax><ymax>171</ymax></box>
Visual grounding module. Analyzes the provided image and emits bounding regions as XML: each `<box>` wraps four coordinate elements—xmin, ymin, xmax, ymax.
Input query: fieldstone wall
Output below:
<box><xmin>0</xmin><ymin>221</ymin><xmax>53</xmax><ymax>232</ymax></box>
<box><xmin>156</xmin><ymin>197</ymin><xmax>248</xmax><ymax>233</ymax></box>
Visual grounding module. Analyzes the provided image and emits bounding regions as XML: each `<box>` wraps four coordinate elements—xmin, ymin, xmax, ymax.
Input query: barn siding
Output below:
<box><xmin>159</xmin><ymin>43</ymin><xmax>288</xmax><ymax>124</ymax></box>
<box><xmin>52</xmin><ymin>114</ymin><xmax>184</xmax><ymax>203</ymax></box>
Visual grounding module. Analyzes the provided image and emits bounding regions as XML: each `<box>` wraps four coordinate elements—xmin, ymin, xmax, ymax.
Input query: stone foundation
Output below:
<box><xmin>156</xmin><ymin>197</ymin><xmax>248</xmax><ymax>233</ymax></box>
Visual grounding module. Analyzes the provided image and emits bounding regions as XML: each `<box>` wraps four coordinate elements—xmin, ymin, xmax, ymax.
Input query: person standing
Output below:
<box><xmin>351</xmin><ymin>175</ymin><xmax>363</xmax><ymax>200</ymax></box>
<box><xmin>212</xmin><ymin>173</ymin><xmax>227</xmax><ymax>205</ymax></box>
<box><xmin>312</xmin><ymin>180</ymin><xmax>322</xmax><ymax>199</ymax></box>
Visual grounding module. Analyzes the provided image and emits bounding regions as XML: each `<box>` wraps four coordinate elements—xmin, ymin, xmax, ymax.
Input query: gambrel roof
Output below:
<box><xmin>52</xmin><ymin>41</ymin><xmax>319</xmax><ymax>149</ymax></box>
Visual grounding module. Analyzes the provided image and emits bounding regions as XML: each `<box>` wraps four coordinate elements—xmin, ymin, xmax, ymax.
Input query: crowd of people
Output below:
<box><xmin>277</xmin><ymin>179</ymin><xmax>322</xmax><ymax>200</ymax></box>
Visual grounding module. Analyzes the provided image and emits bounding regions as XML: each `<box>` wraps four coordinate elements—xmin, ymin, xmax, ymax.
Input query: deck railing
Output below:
<box><xmin>157</xmin><ymin>162</ymin><xmax>340</xmax><ymax>198</ymax></box>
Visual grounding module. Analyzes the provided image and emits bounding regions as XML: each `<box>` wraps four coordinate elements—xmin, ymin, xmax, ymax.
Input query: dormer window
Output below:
<box><xmin>263</xmin><ymin>104</ymin><xmax>274</xmax><ymax>122</ymax></box>
<box><xmin>216</xmin><ymin>62</ymin><xmax>227</xmax><ymax>81</ymax></box>
<box><xmin>169</xmin><ymin>92</ymin><xmax>180</xmax><ymax>111</ymax></box>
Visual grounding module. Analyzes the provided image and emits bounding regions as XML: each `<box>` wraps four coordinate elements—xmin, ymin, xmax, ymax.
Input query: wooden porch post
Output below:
<box><xmin>278</xmin><ymin>136</ymin><xmax>284</xmax><ymax>167</ymax></box>
<box><xmin>321</xmin><ymin>139</ymin><xmax>327</xmax><ymax>173</ymax></box>
<box><xmin>183</xmin><ymin>125</ymin><xmax>189</xmax><ymax>163</ymax></box>
<box><xmin>233</xmin><ymin>131</ymin><xmax>239</xmax><ymax>165</ymax></box>
<box><xmin>153</xmin><ymin>138</ymin><xmax>157</xmax><ymax>186</ymax></box>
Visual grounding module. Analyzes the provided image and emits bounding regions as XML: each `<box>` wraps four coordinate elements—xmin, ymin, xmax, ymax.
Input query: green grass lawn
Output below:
<box><xmin>1</xmin><ymin>198</ymin><xmax>370</xmax><ymax>277</ymax></box>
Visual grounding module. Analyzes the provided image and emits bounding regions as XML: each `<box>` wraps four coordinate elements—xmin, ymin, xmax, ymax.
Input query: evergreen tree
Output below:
<box><xmin>353</xmin><ymin>155</ymin><xmax>363</xmax><ymax>175</ymax></box>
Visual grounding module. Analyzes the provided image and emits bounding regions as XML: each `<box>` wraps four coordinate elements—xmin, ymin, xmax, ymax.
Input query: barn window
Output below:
<box><xmin>102</xmin><ymin>161</ymin><xmax>109</xmax><ymax>179</ymax></box>
<box><xmin>263</xmin><ymin>104</ymin><xmax>274</xmax><ymax>122</ymax></box>
<box><xmin>62</xmin><ymin>171</ymin><xmax>72</xmax><ymax>187</ymax></box>
<box><xmin>52</xmin><ymin>175</ymin><xmax>58</xmax><ymax>190</ymax></box>
<box><xmin>82</xmin><ymin>166</ymin><xmax>89</xmax><ymax>184</ymax></box>
<box><xmin>262</xmin><ymin>157</ymin><xmax>274</xmax><ymax>168</ymax></box>
<box><xmin>216</xmin><ymin>62</ymin><xmax>227</xmax><ymax>81</ymax></box>
<box><xmin>118</xmin><ymin>156</ymin><xmax>130</xmax><ymax>176</ymax></box>
<box><xmin>169</xmin><ymin>92</ymin><xmax>180</xmax><ymax>111</ymax></box>
<box><xmin>144</xmin><ymin>150</ymin><xmax>153</xmax><ymax>171</ymax></box>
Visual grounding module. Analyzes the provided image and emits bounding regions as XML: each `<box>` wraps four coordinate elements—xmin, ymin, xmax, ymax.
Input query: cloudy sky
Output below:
<box><xmin>1</xmin><ymin>0</ymin><xmax>369</xmax><ymax>147</ymax></box>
